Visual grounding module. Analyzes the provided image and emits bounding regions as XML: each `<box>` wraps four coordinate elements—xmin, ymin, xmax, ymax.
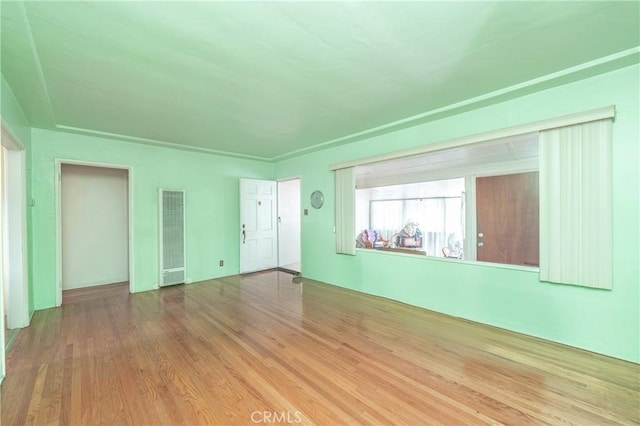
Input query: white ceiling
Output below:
<box><xmin>1</xmin><ymin>1</ymin><xmax>638</xmax><ymax>161</ymax></box>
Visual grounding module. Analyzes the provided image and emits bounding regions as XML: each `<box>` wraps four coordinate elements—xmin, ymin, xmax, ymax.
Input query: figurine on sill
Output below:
<box><xmin>355</xmin><ymin>229</ymin><xmax>393</xmax><ymax>249</ymax></box>
<box><xmin>394</xmin><ymin>222</ymin><xmax>423</xmax><ymax>248</ymax></box>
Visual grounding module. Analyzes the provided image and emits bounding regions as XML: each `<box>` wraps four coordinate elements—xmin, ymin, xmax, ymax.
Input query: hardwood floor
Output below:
<box><xmin>3</xmin><ymin>326</ymin><xmax>18</xmax><ymax>351</ymax></box>
<box><xmin>1</xmin><ymin>271</ymin><xmax>638</xmax><ymax>425</ymax></box>
<box><xmin>62</xmin><ymin>281</ymin><xmax>129</xmax><ymax>305</ymax></box>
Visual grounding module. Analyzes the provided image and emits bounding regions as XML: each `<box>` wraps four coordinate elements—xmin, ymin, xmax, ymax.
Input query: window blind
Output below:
<box><xmin>539</xmin><ymin>119</ymin><xmax>613</xmax><ymax>289</ymax></box>
<box><xmin>335</xmin><ymin>167</ymin><xmax>356</xmax><ymax>255</ymax></box>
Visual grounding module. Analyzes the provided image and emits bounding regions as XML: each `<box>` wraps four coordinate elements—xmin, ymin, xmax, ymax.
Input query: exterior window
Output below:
<box><xmin>356</xmin><ymin>178</ymin><xmax>465</xmax><ymax>258</ymax></box>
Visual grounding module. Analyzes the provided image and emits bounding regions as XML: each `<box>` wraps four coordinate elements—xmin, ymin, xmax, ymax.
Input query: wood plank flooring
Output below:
<box><xmin>61</xmin><ymin>281</ymin><xmax>129</xmax><ymax>305</ymax></box>
<box><xmin>1</xmin><ymin>271</ymin><xmax>638</xmax><ymax>425</ymax></box>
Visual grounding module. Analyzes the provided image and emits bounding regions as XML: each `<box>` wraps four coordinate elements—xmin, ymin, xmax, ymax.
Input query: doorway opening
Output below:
<box><xmin>277</xmin><ymin>178</ymin><xmax>301</xmax><ymax>275</ymax></box>
<box><xmin>239</xmin><ymin>177</ymin><xmax>302</xmax><ymax>277</ymax></box>
<box><xmin>56</xmin><ymin>161</ymin><xmax>133</xmax><ymax>306</ymax></box>
<box><xmin>0</xmin><ymin>123</ymin><xmax>29</xmax><ymax>383</ymax></box>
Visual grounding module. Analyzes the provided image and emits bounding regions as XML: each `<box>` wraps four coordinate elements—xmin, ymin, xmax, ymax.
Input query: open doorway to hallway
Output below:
<box><xmin>60</xmin><ymin>164</ymin><xmax>130</xmax><ymax>300</ymax></box>
<box><xmin>277</xmin><ymin>178</ymin><xmax>301</xmax><ymax>274</ymax></box>
<box><xmin>0</xmin><ymin>123</ymin><xmax>30</xmax><ymax>382</ymax></box>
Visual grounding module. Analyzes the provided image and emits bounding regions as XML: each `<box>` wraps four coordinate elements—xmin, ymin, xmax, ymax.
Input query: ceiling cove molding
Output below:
<box><xmin>54</xmin><ymin>125</ymin><xmax>271</xmax><ymax>162</ymax></box>
<box><xmin>274</xmin><ymin>47</ymin><xmax>639</xmax><ymax>163</ymax></box>
<box><xmin>19</xmin><ymin>1</ymin><xmax>57</xmax><ymax>127</ymax></box>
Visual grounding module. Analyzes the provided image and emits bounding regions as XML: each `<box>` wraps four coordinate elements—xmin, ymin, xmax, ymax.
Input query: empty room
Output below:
<box><xmin>1</xmin><ymin>1</ymin><xmax>639</xmax><ymax>425</ymax></box>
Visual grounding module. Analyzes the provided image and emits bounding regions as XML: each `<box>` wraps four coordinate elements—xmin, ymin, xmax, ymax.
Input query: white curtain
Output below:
<box><xmin>335</xmin><ymin>167</ymin><xmax>356</xmax><ymax>255</ymax></box>
<box><xmin>370</xmin><ymin>200</ymin><xmax>403</xmax><ymax>239</ymax></box>
<box><xmin>539</xmin><ymin>119</ymin><xmax>612</xmax><ymax>289</ymax></box>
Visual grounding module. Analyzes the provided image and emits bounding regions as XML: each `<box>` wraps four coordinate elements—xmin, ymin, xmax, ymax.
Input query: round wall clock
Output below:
<box><xmin>310</xmin><ymin>190</ymin><xmax>324</xmax><ymax>209</ymax></box>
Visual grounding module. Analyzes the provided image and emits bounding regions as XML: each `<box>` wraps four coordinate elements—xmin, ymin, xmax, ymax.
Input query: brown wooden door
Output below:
<box><xmin>476</xmin><ymin>172</ymin><xmax>539</xmax><ymax>266</ymax></box>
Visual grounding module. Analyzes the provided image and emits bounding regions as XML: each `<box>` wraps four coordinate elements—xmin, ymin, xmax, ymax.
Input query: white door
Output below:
<box><xmin>240</xmin><ymin>178</ymin><xmax>277</xmax><ymax>273</ymax></box>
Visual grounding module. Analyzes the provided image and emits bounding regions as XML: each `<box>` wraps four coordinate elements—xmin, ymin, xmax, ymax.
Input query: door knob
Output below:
<box><xmin>478</xmin><ymin>232</ymin><xmax>484</xmax><ymax>238</ymax></box>
<box><xmin>477</xmin><ymin>242</ymin><xmax>484</xmax><ymax>247</ymax></box>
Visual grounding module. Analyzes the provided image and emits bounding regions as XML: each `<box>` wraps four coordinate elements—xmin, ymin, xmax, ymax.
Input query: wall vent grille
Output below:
<box><xmin>159</xmin><ymin>189</ymin><xmax>185</xmax><ymax>286</ymax></box>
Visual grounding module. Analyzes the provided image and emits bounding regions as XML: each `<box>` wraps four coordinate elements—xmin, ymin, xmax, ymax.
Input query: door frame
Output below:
<box><xmin>55</xmin><ymin>159</ymin><xmax>134</xmax><ymax>306</ymax></box>
<box><xmin>277</xmin><ymin>176</ymin><xmax>302</xmax><ymax>274</ymax></box>
<box><xmin>1</xmin><ymin>123</ymin><xmax>29</xmax><ymax>330</ymax></box>
<box><xmin>0</xmin><ymin>122</ymin><xmax>30</xmax><ymax>384</ymax></box>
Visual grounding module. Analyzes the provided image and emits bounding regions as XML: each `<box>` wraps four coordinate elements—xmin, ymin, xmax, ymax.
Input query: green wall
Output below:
<box><xmin>30</xmin><ymin>129</ymin><xmax>273</xmax><ymax>309</ymax></box>
<box><xmin>275</xmin><ymin>64</ymin><xmax>640</xmax><ymax>363</ymax></box>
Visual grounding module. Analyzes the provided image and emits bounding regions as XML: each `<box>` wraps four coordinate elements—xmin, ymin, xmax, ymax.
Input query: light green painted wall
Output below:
<box><xmin>275</xmin><ymin>64</ymin><xmax>640</xmax><ymax>363</ymax></box>
<box><xmin>30</xmin><ymin>129</ymin><xmax>273</xmax><ymax>309</ymax></box>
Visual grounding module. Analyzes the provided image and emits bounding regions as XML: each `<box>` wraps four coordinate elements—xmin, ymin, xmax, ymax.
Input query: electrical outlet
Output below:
<box><xmin>219</xmin><ymin>260</ymin><xmax>224</xmax><ymax>267</ymax></box>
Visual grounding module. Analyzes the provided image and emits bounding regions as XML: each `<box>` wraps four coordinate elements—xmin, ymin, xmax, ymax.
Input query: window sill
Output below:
<box><xmin>356</xmin><ymin>248</ymin><xmax>540</xmax><ymax>273</ymax></box>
